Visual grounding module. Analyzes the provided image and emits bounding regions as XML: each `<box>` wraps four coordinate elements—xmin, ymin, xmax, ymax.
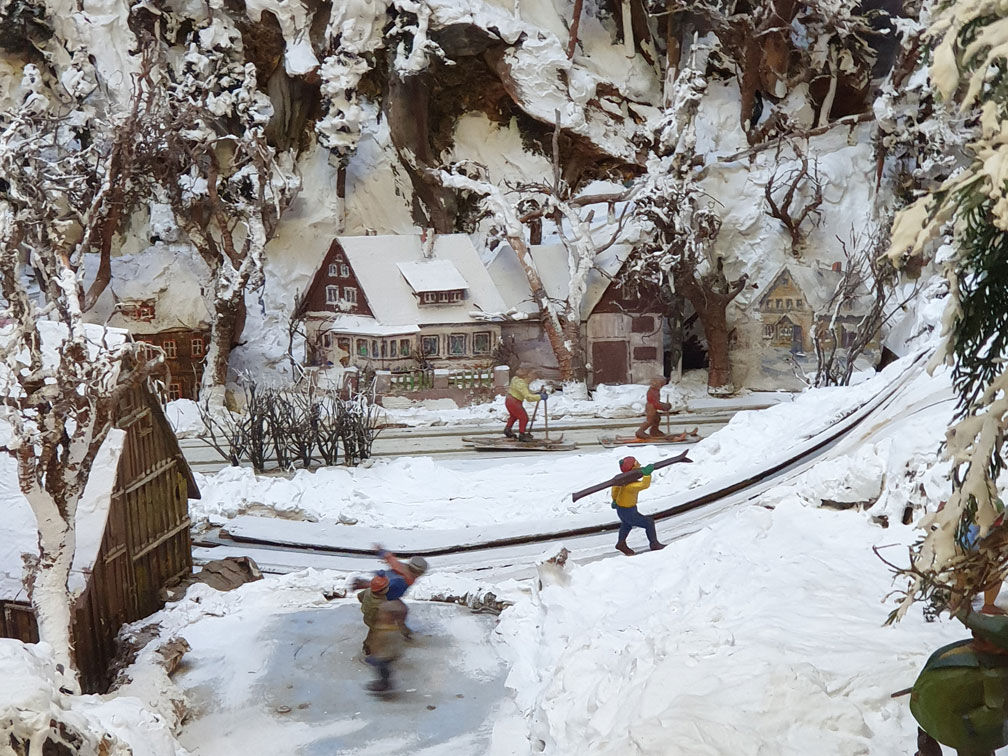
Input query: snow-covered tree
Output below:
<box><xmin>0</xmin><ymin>62</ymin><xmax>162</xmax><ymax>690</ymax></box>
<box><xmin>887</xmin><ymin>3</ymin><xmax>1008</xmax><ymax>618</ymax></box>
<box><xmin>442</xmin><ymin>153</ymin><xmax>629</xmax><ymax>384</ymax></box>
<box><xmin>625</xmin><ymin>60</ymin><xmax>749</xmax><ymax>394</ymax></box>
<box><xmin>133</xmin><ymin>26</ymin><xmax>301</xmax><ymax>395</ymax></box>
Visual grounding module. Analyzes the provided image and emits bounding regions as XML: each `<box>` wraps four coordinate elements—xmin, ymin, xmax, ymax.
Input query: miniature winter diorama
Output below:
<box><xmin>3</xmin><ymin>0</ymin><xmax>1008</xmax><ymax>752</ymax></box>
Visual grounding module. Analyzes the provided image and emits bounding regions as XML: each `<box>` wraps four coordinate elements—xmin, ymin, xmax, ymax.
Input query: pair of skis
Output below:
<box><xmin>464</xmin><ymin>393</ymin><xmax>577</xmax><ymax>451</ymax></box>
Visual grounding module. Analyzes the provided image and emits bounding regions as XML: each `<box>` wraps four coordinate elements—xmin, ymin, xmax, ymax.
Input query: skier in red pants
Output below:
<box><xmin>504</xmin><ymin>368</ymin><xmax>543</xmax><ymax>441</ymax></box>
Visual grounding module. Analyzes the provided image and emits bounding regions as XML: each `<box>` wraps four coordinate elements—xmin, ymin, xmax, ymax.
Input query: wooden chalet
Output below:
<box><xmin>301</xmin><ymin>233</ymin><xmax>508</xmax><ymax>373</ymax></box>
<box><xmin>0</xmin><ymin>382</ymin><xmax>198</xmax><ymax>693</ymax></box>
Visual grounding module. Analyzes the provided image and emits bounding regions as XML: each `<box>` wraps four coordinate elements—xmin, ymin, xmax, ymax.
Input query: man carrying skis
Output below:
<box><xmin>611</xmin><ymin>456</ymin><xmax>666</xmax><ymax>555</ymax></box>
<box><xmin>504</xmin><ymin>367</ymin><xmax>545</xmax><ymax>442</ymax></box>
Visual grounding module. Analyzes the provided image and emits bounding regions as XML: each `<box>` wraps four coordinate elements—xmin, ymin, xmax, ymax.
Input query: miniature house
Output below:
<box><xmin>85</xmin><ymin>246</ymin><xmax>213</xmax><ymax>400</ymax></box>
<box><xmin>757</xmin><ymin>264</ymin><xmax>874</xmax><ymax>356</ymax></box>
<box><xmin>0</xmin><ymin>381</ymin><xmax>198</xmax><ymax>693</ymax></box>
<box><xmin>486</xmin><ymin>243</ymin><xmax>667</xmax><ymax>386</ymax></box>
<box><xmin>302</xmin><ymin>234</ymin><xmax>508</xmax><ymax>372</ymax></box>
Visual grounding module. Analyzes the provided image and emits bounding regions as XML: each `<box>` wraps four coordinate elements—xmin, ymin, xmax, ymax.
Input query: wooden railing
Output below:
<box><xmin>390</xmin><ymin>369</ymin><xmax>434</xmax><ymax>391</ymax></box>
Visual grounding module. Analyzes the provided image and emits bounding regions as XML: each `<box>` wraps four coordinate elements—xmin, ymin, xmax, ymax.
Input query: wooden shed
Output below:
<box><xmin>0</xmin><ymin>383</ymin><xmax>198</xmax><ymax>693</ymax></box>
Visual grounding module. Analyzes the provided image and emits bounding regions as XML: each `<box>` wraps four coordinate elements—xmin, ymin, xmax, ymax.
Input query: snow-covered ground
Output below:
<box><xmin>1</xmin><ymin>351</ymin><xmax>976</xmax><ymax>755</ymax></box>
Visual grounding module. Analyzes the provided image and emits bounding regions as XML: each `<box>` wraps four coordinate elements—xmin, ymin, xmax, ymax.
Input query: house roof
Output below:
<box><xmin>84</xmin><ymin>244</ymin><xmax>212</xmax><ymax>335</ymax></box>
<box><xmin>0</xmin><ymin>428</ymin><xmax>125</xmax><ymax>602</ymax></box>
<box><xmin>397</xmin><ymin>260</ymin><xmax>468</xmax><ymax>293</ymax></box>
<box><xmin>486</xmin><ymin>242</ymin><xmax>631</xmax><ymax>321</ymax></box>
<box><xmin>319</xmin><ymin>314</ymin><xmax>420</xmax><ymax>337</ymax></box>
<box><xmin>312</xmin><ymin>235</ymin><xmax>508</xmax><ymax>326</ymax></box>
<box><xmin>756</xmin><ymin>264</ymin><xmax>865</xmax><ymax>313</ymax></box>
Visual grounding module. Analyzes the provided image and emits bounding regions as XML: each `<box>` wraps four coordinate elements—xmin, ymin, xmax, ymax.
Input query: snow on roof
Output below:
<box><xmin>397</xmin><ymin>259</ymin><xmax>469</xmax><ymax>293</ymax></box>
<box><xmin>83</xmin><ymin>244</ymin><xmax>212</xmax><ymax>334</ymax></box>
<box><xmin>756</xmin><ymin>264</ymin><xmax>869</xmax><ymax>313</ymax></box>
<box><xmin>0</xmin><ymin>321</ymin><xmax>131</xmax><ymax>600</ymax></box>
<box><xmin>0</xmin><ymin>429</ymin><xmax>125</xmax><ymax>602</ymax></box>
<box><xmin>487</xmin><ymin>242</ymin><xmax>631</xmax><ymax>320</ymax></box>
<box><xmin>323</xmin><ymin>314</ymin><xmax>420</xmax><ymax>337</ymax></box>
<box><xmin>334</xmin><ymin>234</ymin><xmax>508</xmax><ymax>326</ymax></box>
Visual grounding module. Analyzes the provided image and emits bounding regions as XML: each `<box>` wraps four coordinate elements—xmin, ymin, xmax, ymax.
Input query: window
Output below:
<box><xmin>438</xmin><ymin>292</ymin><xmax>451</xmax><ymax>303</ymax></box>
<box><xmin>473</xmin><ymin>332</ymin><xmax>491</xmax><ymax>355</ymax></box>
<box><xmin>328</xmin><ymin>263</ymin><xmax>339</xmax><ymax>277</ymax></box>
<box><xmin>371</xmin><ymin>340</ymin><xmax>379</xmax><ymax>357</ymax></box>
<box><xmin>357</xmin><ymin>338</ymin><xmax>368</xmax><ymax>356</ymax></box>
<box><xmin>633</xmin><ymin>346</ymin><xmax>657</xmax><ymax>361</ymax></box>
<box><xmin>451</xmin><ymin>291</ymin><xmax>463</xmax><ymax>302</ymax></box>
<box><xmin>337</xmin><ymin>337</ymin><xmax>351</xmax><ymax>356</ymax></box>
<box><xmin>326</xmin><ymin>285</ymin><xmax>340</xmax><ymax>304</ymax></box>
<box><xmin>421</xmin><ymin>292</ymin><xmax>436</xmax><ymax>304</ymax></box>
<box><xmin>343</xmin><ymin>287</ymin><xmax>357</xmax><ymax>305</ymax></box>
<box><xmin>168</xmin><ymin>382</ymin><xmax>182</xmax><ymax>401</ymax></box>
<box><xmin>776</xmin><ymin>299</ymin><xmax>783</xmax><ymax>309</ymax></box>
<box><xmin>421</xmin><ymin>335</ymin><xmax>439</xmax><ymax>356</ymax></box>
<box><xmin>448</xmin><ymin>333</ymin><xmax>466</xmax><ymax>356</ymax></box>
<box><xmin>191</xmin><ymin>337</ymin><xmax>204</xmax><ymax>357</ymax></box>
<box><xmin>389</xmin><ymin>340</ymin><xmax>398</xmax><ymax>357</ymax></box>
<box><xmin>786</xmin><ymin>298</ymin><xmax>792</xmax><ymax>308</ymax></box>
<box><xmin>380</xmin><ymin>340</ymin><xmax>387</xmax><ymax>358</ymax></box>
<box><xmin>341</xmin><ymin>264</ymin><xmax>349</xmax><ymax>277</ymax></box>
<box><xmin>631</xmin><ymin>316</ymin><xmax>654</xmax><ymax>333</ymax></box>
<box><xmin>400</xmin><ymin>338</ymin><xmax>411</xmax><ymax>356</ymax></box>
<box><xmin>763</xmin><ymin>324</ymin><xmax>774</xmax><ymax>339</ymax></box>
<box><xmin>163</xmin><ymin>340</ymin><xmax>177</xmax><ymax>359</ymax></box>
<box><xmin>321</xmin><ymin>333</ymin><xmax>333</xmax><ymax>348</ymax></box>
<box><xmin>795</xmin><ymin>298</ymin><xmax>803</xmax><ymax>309</ymax></box>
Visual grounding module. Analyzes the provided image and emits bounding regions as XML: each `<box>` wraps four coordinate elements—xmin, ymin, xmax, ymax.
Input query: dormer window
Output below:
<box><xmin>328</xmin><ymin>263</ymin><xmax>339</xmax><ymax>277</ymax></box>
<box><xmin>418</xmin><ymin>289</ymin><xmax>465</xmax><ymax>305</ymax></box>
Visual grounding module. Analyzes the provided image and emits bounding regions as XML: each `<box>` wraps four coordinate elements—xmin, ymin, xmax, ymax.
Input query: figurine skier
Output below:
<box><xmin>611</xmin><ymin>456</ymin><xmax>666</xmax><ymax>555</ymax></box>
<box><xmin>504</xmin><ymin>368</ymin><xmax>545</xmax><ymax>441</ymax></box>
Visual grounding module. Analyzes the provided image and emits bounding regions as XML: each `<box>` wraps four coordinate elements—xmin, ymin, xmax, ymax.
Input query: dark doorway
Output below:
<box><xmin>592</xmin><ymin>341</ymin><xmax>628</xmax><ymax>385</ymax></box>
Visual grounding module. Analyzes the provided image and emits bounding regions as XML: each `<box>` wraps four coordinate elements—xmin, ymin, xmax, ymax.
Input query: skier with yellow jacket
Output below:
<box><xmin>611</xmin><ymin>456</ymin><xmax>666</xmax><ymax>555</ymax></box>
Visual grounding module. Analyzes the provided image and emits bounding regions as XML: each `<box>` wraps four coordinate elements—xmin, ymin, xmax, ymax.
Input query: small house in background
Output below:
<box><xmin>757</xmin><ymin>264</ymin><xmax>875</xmax><ymax>355</ymax></box>
<box><xmin>487</xmin><ymin>243</ymin><xmax>668</xmax><ymax>386</ymax></box>
<box><xmin>84</xmin><ymin>245</ymin><xmax>212</xmax><ymax>400</ymax></box>
<box><xmin>0</xmin><ymin>378</ymin><xmax>198</xmax><ymax>693</ymax></box>
<box><xmin>302</xmin><ymin>233</ymin><xmax>508</xmax><ymax>372</ymax></box>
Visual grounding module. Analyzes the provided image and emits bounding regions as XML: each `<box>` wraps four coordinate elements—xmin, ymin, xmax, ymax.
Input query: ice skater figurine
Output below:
<box><xmin>364</xmin><ymin>591</ymin><xmax>409</xmax><ymax>694</ymax></box>
<box><xmin>504</xmin><ymin>367</ymin><xmax>542</xmax><ymax>442</ymax></box>
<box><xmin>636</xmin><ymin>376</ymin><xmax>673</xmax><ymax>440</ymax></box>
<box><xmin>358</xmin><ymin>574</ymin><xmax>390</xmax><ymax>656</ymax></box>
<box><xmin>611</xmin><ymin>456</ymin><xmax>666</xmax><ymax>556</ymax></box>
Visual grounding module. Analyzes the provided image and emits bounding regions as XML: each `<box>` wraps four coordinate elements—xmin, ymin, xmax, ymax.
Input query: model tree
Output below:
<box><xmin>0</xmin><ymin>62</ymin><xmax>162</xmax><ymax>691</ymax></box>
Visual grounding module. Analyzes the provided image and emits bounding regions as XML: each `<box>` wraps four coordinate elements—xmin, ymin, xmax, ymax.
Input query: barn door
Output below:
<box><xmin>592</xmin><ymin>341</ymin><xmax>628</xmax><ymax>385</ymax></box>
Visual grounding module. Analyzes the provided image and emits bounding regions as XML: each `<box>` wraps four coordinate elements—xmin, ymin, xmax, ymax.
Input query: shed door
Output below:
<box><xmin>592</xmin><ymin>341</ymin><xmax>628</xmax><ymax>385</ymax></box>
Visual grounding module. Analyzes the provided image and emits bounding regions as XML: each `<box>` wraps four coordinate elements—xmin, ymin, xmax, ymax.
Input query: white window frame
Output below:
<box><xmin>326</xmin><ymin>285</ymin><xmax>340</xmax><ymax>304</ymax></box>
<box><xmin>343</xmin><ymin>287</ymin><xmax>357</xmax><ymax>305</ymax></box>
<box><xmin>328</xmin><ymin>263</ymin><xmax>339</xmax><ymax>277</ymax></box>
<box><xmin>163</xmin><ymin>340</ymin><xmax>177</xmax><ymax>359</ymax></box>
